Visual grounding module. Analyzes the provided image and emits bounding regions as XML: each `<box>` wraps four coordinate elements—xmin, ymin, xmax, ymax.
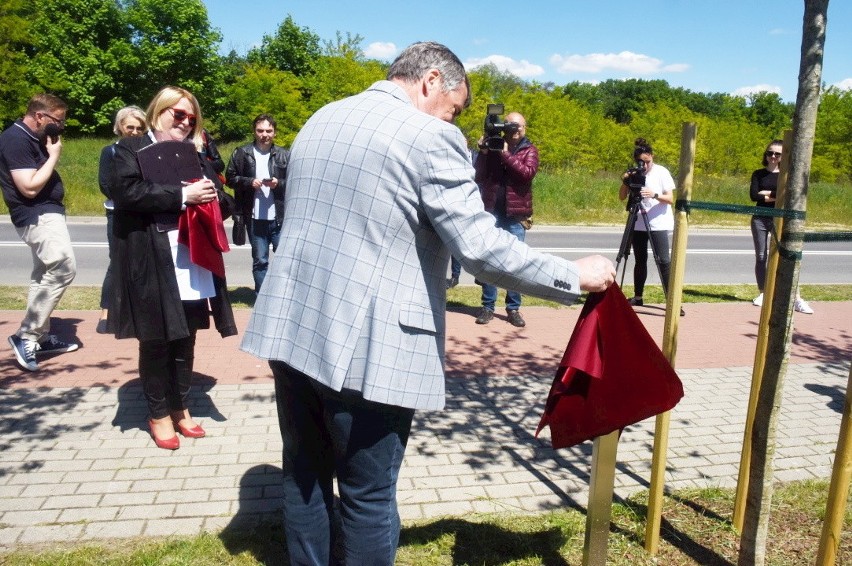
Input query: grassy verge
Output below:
<box><xmin>1</xmin><ymin>480</ymin><xmax>848</xmax><ymax>565</ymax></box>
<box><xmin>0</xmin><ymin>284</ymin><xmax>849</xmax><ymax>311</ymax></box>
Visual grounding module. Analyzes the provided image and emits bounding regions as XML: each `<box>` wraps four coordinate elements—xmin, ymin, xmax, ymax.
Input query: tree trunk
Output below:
<box><xmin>737</xmin><ymin>1</ymin><xmax>829</xmax><ymax>564</ymax></box>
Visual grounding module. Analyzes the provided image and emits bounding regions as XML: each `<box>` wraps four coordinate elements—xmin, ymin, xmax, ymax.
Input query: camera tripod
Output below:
<box><xmin>614</xmin><ymin>189</ymin><xmax>670</xmax><ymax>299</ymax></box>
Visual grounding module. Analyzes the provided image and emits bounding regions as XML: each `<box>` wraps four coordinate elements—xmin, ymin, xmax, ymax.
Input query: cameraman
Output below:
<box><xmin>618</xmin><ymin>137</ymin><xmax>679</xmax><ymax>313</ymax></box>
<box><xmin>474</xmin><ymin>112</ymin><xmax>537</xmax><ymax>327</ymax></box>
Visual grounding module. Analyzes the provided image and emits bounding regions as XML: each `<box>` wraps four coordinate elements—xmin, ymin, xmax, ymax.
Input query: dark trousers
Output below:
<box><xmin>751</xmin><ymin>215</ymin><xmax>773</xmax><ymax>291</ymax></box>
<box><xmin>138</xmin><ymin>332</ymin><xmax>197</xmax><ymax>419</ymax></box>
<box><xmin>271</xmin><ymin>361</ymin><xmax>414</xmax><ymax>566</ymax></box>
<box><xmin>631</xmin><ymin>230</ymin><xmax>672</xmax><ymax>297</ymax></box>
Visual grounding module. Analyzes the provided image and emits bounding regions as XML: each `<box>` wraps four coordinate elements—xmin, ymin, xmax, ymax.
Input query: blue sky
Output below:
<box><xmin>203</xmin><ymin>0</ymin><xmax>851</xmax><ymax>103</ymax></box>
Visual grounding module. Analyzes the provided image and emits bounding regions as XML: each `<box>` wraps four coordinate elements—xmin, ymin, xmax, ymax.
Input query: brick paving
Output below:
<box><xmin>0</xmin><ymin>301</ymin><xmax>849</xmax><ymax>549</ymax></box>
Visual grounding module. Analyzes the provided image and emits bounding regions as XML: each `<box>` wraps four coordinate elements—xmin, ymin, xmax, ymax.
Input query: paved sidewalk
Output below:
<box><xmin>0</xmin><ymin>301</ymin><xmax>850</xmax><ymax>550</ymax></box>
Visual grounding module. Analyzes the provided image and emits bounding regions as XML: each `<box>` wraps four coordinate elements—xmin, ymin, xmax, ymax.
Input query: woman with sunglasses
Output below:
<box><xmin>95</xmin><ymin>106</ymin><xmax>147</xmax><ymax>334</ymax></box>
<box><xmin>749</xmin><ymin>140</ymin><xmax>813</xmax><ymax>313</ymax></box>
<box><xmin>109</xmin><ymin>86</ymin><xmax>237</xmax><ymax>450</ymax></box>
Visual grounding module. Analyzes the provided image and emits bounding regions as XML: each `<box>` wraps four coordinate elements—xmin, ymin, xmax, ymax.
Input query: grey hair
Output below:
<box><xmin>113</xmin><ymin>105</ymin><xmax>146</xmax><ymax>136</ymax></box>
<box><xmin>387</xmin><ymin>41</ymin><xmax>471</xmax><ymax>108</ymax></box>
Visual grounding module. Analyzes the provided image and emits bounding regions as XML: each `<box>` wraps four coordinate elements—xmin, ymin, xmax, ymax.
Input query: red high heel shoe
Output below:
<box><xmin>148</xmin><ymin>419</ymin><xmax>180</xmax><ymax>450</ymax></box>
<box><xmin>171</xmin><ymin>412</ymin><xmax>206</xmax><ymax>438</ymax></box>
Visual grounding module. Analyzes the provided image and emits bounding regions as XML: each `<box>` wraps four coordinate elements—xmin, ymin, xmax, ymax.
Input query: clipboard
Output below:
<box><xmin>136</xmin><ymin>141</ymin><xmax>205</xmax><ymax>232</ymax></box>
<box><xmin>136</xmin><ymin>140</ymin><xmax>204</xmax><ymax>185</ymax></box>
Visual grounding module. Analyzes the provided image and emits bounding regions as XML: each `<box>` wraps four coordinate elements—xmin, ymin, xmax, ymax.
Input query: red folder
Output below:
<box><xmin>177</xmin><ymin>201</ymin><xmax>230</xmax><ymax>278</ymax></box>
<box><xmin>536</xmin><ymin>284</ymin><xmax>684</xmax><ymax>448</ymax></box>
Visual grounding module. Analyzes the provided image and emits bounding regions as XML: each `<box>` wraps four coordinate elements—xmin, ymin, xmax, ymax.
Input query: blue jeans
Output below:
<box><xmin>481</xmin><ymin>213</ymin><xmax>525</xmax><ymax>311</ymax></box>
<box><xmin>249</xmin><ymin>219</ymin><xmax>281</xmax><ymax>293</ymax></box>
<box><xmin>271</xmin><ymin>361</ymin><xmax>414</xmax><ymax>566</ymax></box>
<box><xmin>450</xmin><ymin>256</ymin><xmax>461</xmax><ymax>279</ymax></box>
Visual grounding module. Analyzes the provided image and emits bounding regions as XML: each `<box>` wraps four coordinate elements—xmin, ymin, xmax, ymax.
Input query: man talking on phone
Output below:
<box><xmin>225</xmin><ymin>113</ymin><xmax>289</xmax><ymax>293</ymax></box>
<box><xmin>0</xmin><ymin>93</ymin><xmax>79</xmax><ymax>372</ymax></box>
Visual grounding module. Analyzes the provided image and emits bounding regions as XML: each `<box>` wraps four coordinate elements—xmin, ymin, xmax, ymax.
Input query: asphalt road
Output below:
<box><xmin>1</xmin><ymin>217</ymin><xmax>850</xmax><ymax>288</ymax></box>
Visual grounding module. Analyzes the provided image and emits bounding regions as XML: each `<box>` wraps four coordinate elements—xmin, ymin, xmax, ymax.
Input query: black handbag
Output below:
<box><xmin>232</xmin><ymin>214</ymin><xmax>247</xmax><ymax>246</ymax></box>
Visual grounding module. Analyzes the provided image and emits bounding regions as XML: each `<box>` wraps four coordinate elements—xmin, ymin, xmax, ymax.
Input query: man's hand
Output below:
<box><xmin>574</xmin><ymin>255</ymin><xmax>616</xmax><ymax>292</ymax></box>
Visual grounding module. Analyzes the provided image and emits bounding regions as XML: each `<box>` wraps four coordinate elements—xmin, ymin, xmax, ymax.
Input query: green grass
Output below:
<box><xmin>2</xmin><ymin>480</ymin><xmax>848</xmax><ymax>565</ymax></box>
<box><xmin>3</xmin><ymin>138</ymin><xmax>850</xmax><ymax>230</ymax></box>
<box><xmin>2</xmin><ymin>284</ymin><xmax>847</xmax><ymax>312</ymax></box>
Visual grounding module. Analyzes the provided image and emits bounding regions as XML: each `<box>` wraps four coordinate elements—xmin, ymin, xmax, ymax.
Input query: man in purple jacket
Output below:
<box><xmin>474</xmin><ymin>111</ymin><xmax>538</xmax><ymax>327</ymax></box>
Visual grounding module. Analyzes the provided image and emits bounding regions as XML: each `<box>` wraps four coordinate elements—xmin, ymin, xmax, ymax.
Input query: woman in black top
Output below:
<box><xmin>749</xmin><ymin>139</ymin><xmax>813</xmax><ymax>313</ymax></box>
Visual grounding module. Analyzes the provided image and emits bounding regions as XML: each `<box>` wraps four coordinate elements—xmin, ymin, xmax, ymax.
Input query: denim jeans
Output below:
<box><xmin>249</xmin><ymin>218</ymin><xmax>281</xmax><ymax>293</ymax></box>
<box><xmin>480</xmin><ymin>213</ymin><xmax>525</xmax><ymax>311</ymax></box>
<box><xmin>271</xmin><ymin>361</ymin><xmax>414</xmax><ymax>566</ymax></box>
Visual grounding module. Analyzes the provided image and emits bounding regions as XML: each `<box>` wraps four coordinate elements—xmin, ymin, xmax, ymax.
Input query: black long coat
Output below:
<box><xmin>107</xmin><ymin>135</ymin><xmax>237</xmax><ymax>342</ymax></box>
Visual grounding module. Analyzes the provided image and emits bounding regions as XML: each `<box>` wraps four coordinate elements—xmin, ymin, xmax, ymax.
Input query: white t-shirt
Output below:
<box><xmin>253</xmin><ymin>148</ymin><xmax>275</xmax><ymax>221</ymax></box>
<box><xmin>634</xmin><ymin>163</ymin><xmax>675</xmax><ymax>232</ymax></box>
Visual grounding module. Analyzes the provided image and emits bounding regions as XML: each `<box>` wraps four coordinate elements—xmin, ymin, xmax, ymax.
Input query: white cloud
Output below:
<box><xmin>363</xmin><ymin>42</ymin><xmax>397</xmax><ymax>61</ymax></box>
<box><xmin>548</xmin><ymin>51</ymin><xmax>689</xmax><ymax>75</ymax></box>
<box><xmin>465</xmin><ymin>54</ymin><xmax>545</xmax><ymax>78</ymax></box>
<box><xmin>832</xmin><ymin>78</ymin><xmax>852</xmax><ymax>91</ymax></box>
<box><xmin>732</xmin><ymin>84</ymin><xmax>782</xmax><ymax>97</ymax></box>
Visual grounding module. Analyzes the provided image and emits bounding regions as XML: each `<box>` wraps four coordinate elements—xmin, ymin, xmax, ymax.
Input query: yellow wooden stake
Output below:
<box><xmin>732</xmin><ymin>130</ymin><xmax>793</xmax><ymax>531</ymax></box>
<box><xmin>816</xmin><ymin>362</ymin><xmax>852</xmax><ymax>565</ymax></box>
<box><xmin>583</xmin><ymin>430</ymin><xmax>620</xmax><ymax>565</ymax></box>
<box><xmin>644</xmin><ymin>122</ymin><xmax>696</xmax><ymax>554</ymax></box>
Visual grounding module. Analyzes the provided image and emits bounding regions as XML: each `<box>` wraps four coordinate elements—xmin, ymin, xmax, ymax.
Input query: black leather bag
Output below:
<box><xmin>232</xmin><ymin>214</ymin><xmax>247</xmax><ymax>246</ymax></box>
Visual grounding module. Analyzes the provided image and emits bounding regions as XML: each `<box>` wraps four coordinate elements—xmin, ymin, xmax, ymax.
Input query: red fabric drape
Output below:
<box><xmin>177</xmin><ymin>201</ymin><xmax>230</xmax><ymax>278</ymax></box>
<box><xmin>536</xmin><ymin>283</ymin><xmax>684</xmax><ymax>448</ymax></box>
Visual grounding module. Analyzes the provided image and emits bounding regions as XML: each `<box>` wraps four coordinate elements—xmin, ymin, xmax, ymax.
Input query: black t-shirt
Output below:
<box><xmin>0</xmin><ymin>120</ymin><xmax>66</xmax><ymax>226</ymax></box>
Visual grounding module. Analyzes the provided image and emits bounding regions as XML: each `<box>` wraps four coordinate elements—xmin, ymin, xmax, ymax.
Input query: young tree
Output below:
<box><xmin>738</xmin><ymin>1</ymin><xmax>830</xmax><ymax>564</ymax></box>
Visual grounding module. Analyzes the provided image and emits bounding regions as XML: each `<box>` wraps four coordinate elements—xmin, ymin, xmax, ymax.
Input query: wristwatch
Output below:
<box><xmin>653</xmin><ymin>192</ymin><xmax>659</xmax><ymax>199</ymax></box>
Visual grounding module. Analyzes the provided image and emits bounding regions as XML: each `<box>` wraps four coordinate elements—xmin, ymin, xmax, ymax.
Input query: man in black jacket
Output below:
<box><xmin>225</xmin><ymin>114</ymin><xmax>289</xmax><ymax>293</ymax></box>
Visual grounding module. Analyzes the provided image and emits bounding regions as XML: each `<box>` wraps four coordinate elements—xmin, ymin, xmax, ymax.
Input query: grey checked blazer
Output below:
<box><xmin>241</xmin><ymin>81</ymin><xmax>582</xmax><ymax>410</ymax></box>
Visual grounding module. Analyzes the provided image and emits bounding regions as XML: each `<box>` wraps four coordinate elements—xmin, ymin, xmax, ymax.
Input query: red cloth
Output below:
<box><xmin>536</xmin><ymin>283</ymin><xmax>684</xmax><ymax>448</ymax></box>
<box><xmin>177</xmin><ymin>201</ymin><xmax>230</xmax><ymax>278</ymax></box>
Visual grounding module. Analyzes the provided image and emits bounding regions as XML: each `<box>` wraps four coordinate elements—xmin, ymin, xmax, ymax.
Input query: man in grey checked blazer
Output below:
<box><xmin>241</xmin><ymin>42</ymin><xmax>615</xmax><ymax>565</ymax></box>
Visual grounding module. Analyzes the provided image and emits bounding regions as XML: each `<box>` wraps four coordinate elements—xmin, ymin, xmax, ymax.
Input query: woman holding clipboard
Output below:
<box><xmin>109</xmin><ymin>86</ymin><xmax>236</xmax><ymax>450</ymax></box>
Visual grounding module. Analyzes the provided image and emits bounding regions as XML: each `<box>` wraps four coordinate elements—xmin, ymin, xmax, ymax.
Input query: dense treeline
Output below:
<box><xmin>1</xmin><ymin>0</ymin><xmax>849</xmax><ymax>183</ymax></box>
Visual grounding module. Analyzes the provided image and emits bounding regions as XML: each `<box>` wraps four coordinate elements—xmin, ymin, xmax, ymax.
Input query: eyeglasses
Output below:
<box><xmin>124</xmin><ymin>125</ymin><xmax>145</xmax><ymax>132</ymax></box>
<box><xmin>168</xmin><ymin>108</ymin><xmax>197</xmax><ymax>126</ymax></box>
<box><xmin>765</xmin><ymin>151</ymin><xmax>782</xmax><ymax>158</ymax></box>
<box><xmin>40</xmin><ymin>112</ymin><xmax>65</xmax><ymax>126</ymax></box>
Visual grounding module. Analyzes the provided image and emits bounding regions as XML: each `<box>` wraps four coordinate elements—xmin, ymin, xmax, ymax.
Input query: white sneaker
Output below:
<box><xmin>752</xmin><ymin>293</ymin><xmax>763</xmax><ymax>307</ymax></box>
<box><xmin>794</xmin><ymin>298</ymin><xmax>814</xmax><ymax>314</ymax></box>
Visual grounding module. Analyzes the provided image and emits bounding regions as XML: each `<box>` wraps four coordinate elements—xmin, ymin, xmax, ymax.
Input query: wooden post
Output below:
<box><xmin>816</xmin><ymin>363</ymin><xmax>852</xmax><ymax>565</ymax></box>
<box><xmin>732</xmin><ymin>130</ymin><xmax>793</xmax><ymax>531</ymax></box>
<box><xmin>644</xmin><ymin>122</ymin><xmax>696</xmax><ymax>554</ymax></box>
<box><xmin>582</xmin><ymin>430</ymin><xmax>620</xmax><ymax>565</ymax></box>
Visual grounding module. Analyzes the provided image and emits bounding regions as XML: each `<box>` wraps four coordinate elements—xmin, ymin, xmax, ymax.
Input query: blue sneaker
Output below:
<box><xmin>36</xmin><ymin>334</ymin><xmax>79</xmax><ymax>356</ymax></box>
<box><xmin>8</xmin><ymin>335</ymin><xmax>39</xmax><ymax>372</ymax></box>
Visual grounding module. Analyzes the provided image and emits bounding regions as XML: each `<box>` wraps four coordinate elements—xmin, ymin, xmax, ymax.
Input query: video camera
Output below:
<box><xmin>623</xmin><ymin>160</ymin><xmax>647</xmax><ymax>209</ymax></box>
<box><xmin>482</xmin><ymin>104</ymin><xmax>520</xmax><ymax>151</ymax></box>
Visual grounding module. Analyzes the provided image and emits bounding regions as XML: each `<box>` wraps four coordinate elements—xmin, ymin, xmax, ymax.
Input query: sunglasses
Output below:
<box><xmin>765</xmin><ymin>151</ymin><xmax>782</xmax><ymax>158</ymax></box>
<box><xmin>168</xmin><ymin>107</ymin><xmax>197</xmax><ymax>126</ymax></box>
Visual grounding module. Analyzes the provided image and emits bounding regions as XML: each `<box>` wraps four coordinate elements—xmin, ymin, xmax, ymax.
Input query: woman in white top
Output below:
<box><xmin>619</xmin><ymin>137</ymin><xmax>679</xmax><ymax>311</ymax></box>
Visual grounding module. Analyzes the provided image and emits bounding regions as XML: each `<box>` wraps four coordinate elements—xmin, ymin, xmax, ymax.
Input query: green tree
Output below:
<box><xmin>122</xmin><ymin>0</ymin><xmax>224</xmax><ymax>116</ymax></box>
<box><xmin>246</xmin><ymin>15</ymin><xmax>321</xmax><ymax>77</ymax></box>
<box><xmin>812</xmin><ymin>86</ymin><xmax>852</xmax><ymax>182</ymax></box>
<box><xmin>303</xmin><ymin>56</ymin><xmax>386</xmax><ymax>113</ymax></box>
<box><xmin>26</xmin><ymin>0</ymin><xmax>132</xmax><ymax>133</ymax></box>
<box><xmin>746</xmin><ymin>91</ymin><xmax>794</xmax><ymax>134</ymax></box>
<box><xmin>225</xmin><ymin>65</ymin><xmax>309</xmax><ymax>147</ymax></box>
<box><xmin>0</xmin><ymin>0</ymin><xmax>36</xmax><ymax>126</ymax></box>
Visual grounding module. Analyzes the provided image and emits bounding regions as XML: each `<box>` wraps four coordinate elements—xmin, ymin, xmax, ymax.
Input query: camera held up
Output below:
<box><xmin>623</xmin><ymin>160</ymin><xmax>647</xmax><ymax>209</ymax></box>
<box><xmin>482</xmin><ymin>104</ymin><xmax>520</xmax><ymax>151</ymax></box>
